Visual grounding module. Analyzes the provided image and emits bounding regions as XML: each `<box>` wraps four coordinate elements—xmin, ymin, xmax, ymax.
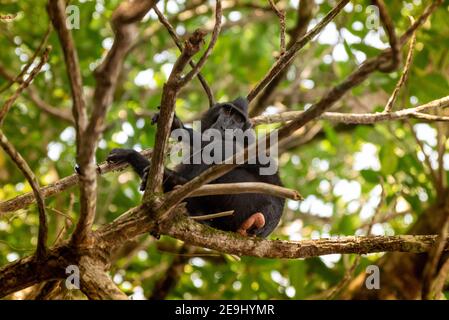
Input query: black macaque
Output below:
<box><xmin>106</xmin><ymin>97</ymin><xmax>285</xmax><ymax>237</ymax></box>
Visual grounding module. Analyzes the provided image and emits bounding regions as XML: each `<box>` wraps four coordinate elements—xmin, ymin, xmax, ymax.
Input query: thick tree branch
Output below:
<box><xmin>143</xmin><ymin>30</ymin><xmax>207</xmax><ymax>197</ymax></box>
<box><xmin>163</xmin><ymin>214</ymin><xmax>449</xmax><ymax>259</ymax></box>
<box><xmin>79</xmin><ymin>256</ymin><xmax>128</xmax><ymax>300</ymax></box>
<box><xmin>71</xmin><ymin>0</ymin><xmax>159</xmax><ymax>245</ymax></box>
<box><xmin>47</xmin><ymin>0</ymin><xmax>88</xmax><ymax>135</ymax></box>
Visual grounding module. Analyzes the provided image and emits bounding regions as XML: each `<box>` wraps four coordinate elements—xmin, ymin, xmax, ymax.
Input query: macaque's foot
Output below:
<box><xmin>237</xmin><ymin>212</ymin><xmax>265</xmax><ymax>237</ymax></box>
<box><xmin>151</xmin><ymin>112</ymin><xmax>160</xmax><ymax>126</ymax></box>
<box><xmin>140</xmin><ymin>165</ymin><xmax>150</xmax><ymax>191</ymax></box>
<box><xmin>106</xmin><ymin>148</ymin><xmax>133</xmax><ymax>163</ymax></box>
<box><xmin>151</xmin><ymin>107</ymin><xmax>183</xmax><ymax>130</ymax></box>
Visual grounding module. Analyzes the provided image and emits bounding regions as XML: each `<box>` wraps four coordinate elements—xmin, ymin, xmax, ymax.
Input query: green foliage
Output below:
<box><xmin>0</xmin><ymin>0</ymin><xmax>448</xmax><ymax>299</ymax></box>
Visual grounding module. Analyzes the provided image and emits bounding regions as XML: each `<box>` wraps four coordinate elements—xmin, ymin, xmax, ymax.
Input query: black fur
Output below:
<box><xmin>106</xmin><ymin>97</ymin><xmax>285</xmax><ymax>237</ymax></box>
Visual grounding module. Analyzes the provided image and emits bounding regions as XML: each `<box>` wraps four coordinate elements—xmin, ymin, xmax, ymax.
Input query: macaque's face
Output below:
<box><xmin>210</xmin><ymin>105</ymin><xmax>246</xmax><ymax>133</ymax></box>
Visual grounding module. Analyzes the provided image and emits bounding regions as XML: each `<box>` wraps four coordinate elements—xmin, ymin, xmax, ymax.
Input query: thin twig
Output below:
<box><xmin>0</xmin><ymin>130</ymin><xmax>48</xmax><ymax>259</ymax></box>
<box><xmin>0</xmin><ymin>149</ymin><xmax>154</xmax><ymax>215</ymax></box>
<box><xmin>247</xmin><ymin>0</ymin><xmax>350</xmax><ymax>102</ymax></box>
<box><xmin>0</xmin><ymin>47</ymin><xmax>51</xmax><ymax>125</ymax></box>
<box><xmin>250</xmin><ymin>0</ymin><xmax>315</xmax><ymax>116</ymax></box>
<box><xmin>252</xmin><ymin>95</ymin><xmax>449</xmax><ymax>125</ymax></box>
<box><xmin>0</xmin><ymin>24</ymin><xmax>52</xmax><ymax>94</ymax></box>
<box><xmin>384</xmin><ymin>24</ymin><xmax>416</xmax><ymax>112</ymax></box>
<box><xmin>154</xmin><ymin>6</ymin><xmax>215</xmax><ymax>107</ymax></box>
<box><xmin>407</xmin><ymin>121</ymin><xmax>440</xmax><ymax>190</ymax></box>
<box><xmin>191</xmin><ymin>210</ymin><xmax>234</xmax><ymax>221</ymax></box>
<box><xmin>431</xmin><ymin>256</ymin><xmax>449</xmax><ymax>299</ymax></box>
<box><xmin>178</xmin><ymin>0</ymin><xmax>222</xmax><ymax>87</ymax></box>
<box><xmin>372</xmin><ymin>0</ymin><xmax>400</xmax><ymax>72</ymax></box>
<box><xmin>268</xmin><ymin>0</ymin><xmax>286</xmax><ymax>56</ymax></box>
<box><xmin>190</xmin><ymin>182</ymin><xmax>303</xmax><ymax>200</ymax></box>
<box><xmin>0</xmin><ymin>64</ymin><xmax>73</xmax><ymax>123</ymax></box>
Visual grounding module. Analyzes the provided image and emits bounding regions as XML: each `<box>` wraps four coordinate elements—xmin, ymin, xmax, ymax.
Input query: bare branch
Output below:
<box><xmin>252</xmin><ymin>95</ymin><xmax>449</xmax><ymax>125</ymax></box>
<box><xmin>249</xmin><ymin>0</ymin><xmax>315</xmax><ymax>116</ymax></box>
<box><xmin>0</xmin><ymin>47</ymin><xmax>51</xmax><ymax>125</ymax></box>
<box><xmin>47</xmin><ymin>0</ymin><xmax>88</xmax><ymax>135</ymax></box>
<box><xmin>268</xmin><ymin>0</ymin><xmax>286</xmax><ymax>56</ymax></box>
<box><xmin>143</xmin><ymin>30</ymin><xmax>207</xmax><ymax>197</ymax></box>
<box><xmin>154</xmin><ymin>6</ymin><xmax>215</xmax><ymax>107</ymax></box>
<box><xmin>79</xmin><ymin>256</ymin><xmax>128</xmax><ymax>300</ymax></box>
<box><xmin>0</xmin><ymin>24</ymin><xmax>51</xmax><ymax>94</ymax></box>
<box><xmin>26</xmin><ymin>86</ymin><xmax>74</xmax><ymax>123</ymax></box>
<box><xmin>399</xmin><ymin>0</ymin><xmax>443</xmax><ymax>45</ymax></box>
<box><xmin>0</xmin><ymin>63</ymin><xmax>73</xmax><ymax>123</ymax></box>
<box><xmin>178</xmin><ymin>0</ymin><xmax>222</xmax><ymax>87</ymax></box>
<box><xmin>191</xmin><ymin>210</ymin><xmax>234</xmax><ymax>221</ymax></box>
<box><xmin>72</xmin><ymin>0</ymin><xmax>159</xmax><ymax>245</ymax></box>
<box><xmin>163</xmin><ymin>213</ymin><xmax>449</xmax><ymax>259</ymax></box>
<box><xmin>0</xmin><ymin>130</ymin><xmax>48</xmax><ymax>259</ymax></box>
<box><xmin>384</xmin><ymin>27</ymin><xmax>416</xmax><ymax>112</ymax></box>
<box><xmin>247</xmin><ymin>0</ymin><xmax>350</xmax><ymax>103</ymax></box>
<box><xmin>372</xmin><ymin>0</ymin><xmax>400</xmax><ymax>72</ymax></box>
<box><xmin>190</xmin><ymin>182</ymin><xmax>303</xmax><ymax>200</ymax></box>
<box><xmin>422</xmin><ymin>215</ymin><xmax>449</xmax><ymax>299</ymax></box>
<box><xmin>431</xmin><ymin>256</ymin><xmax>449</xmax><ymax>299</ymax></box>
<box><xmin>0</xmin><ymin>149</ymin><xmax>154</xmax><ymax>215</ymax></box>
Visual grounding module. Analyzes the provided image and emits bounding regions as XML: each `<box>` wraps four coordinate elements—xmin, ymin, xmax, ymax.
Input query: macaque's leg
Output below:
<box><xmin>140</xmin><ymin>166</ymin><xmax>188</xmax><ymax>191</ymax></box>
<box><xmin>237</xmin><ymin>212</ymin><xmax>265</xmax><ymax>236</ymax></box>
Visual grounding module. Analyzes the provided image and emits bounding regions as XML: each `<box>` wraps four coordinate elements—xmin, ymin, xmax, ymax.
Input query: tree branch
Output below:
<box><xmin>190</xmin><ymin>182</ymin><xmax>302</xmax><ymax>200</ymax></box>
<box><xmin>71</xmin><ymin>0</ymin><xmax>159</xmax><ymax>245</ymax></box>
<box><xmin>247</xmin><ymin>0</ymin><xmax>350</xmax><ymax>103</ymax></box>
<box><xmin>372</xmin><ymin>0</ymin><xmax>400</xmax><ymax>72</ymax></box>
<box><xmin>142</xmin><ymin>30</ymin><xmax>207</xmax><ymax>197</ymax></box>
<box><xmin>162</xmin><ymin>213</ymin><xmax>449</xmax><ymax>259</ymax></box>
<box><xmin>79</xmin><ymin>256</ymin><xmax>128</xmax><ymax>300</ymax></box>
<box><xmin>249</xmin><ymin>0</ymin><xmax>315</xmax><ymax>117</ymax></box>
<box><xmin>268</xmin><ymin>0</ymin><xmax>286</xmax><ymax>56</ymax></box>
<box><xmin>0</xmin><ymin>130</ymin><xmax>48</xmax><ymax>259</ymax></box>
<box><xmin>178</xmin><ymin>0</ymin><xmax>222</xmax><ymax>87</ymax></box>
<box><xmin>0</xmin><ymin>149</ymin><xmax>154</xmax><ymax>215</ymax></box>
<box><xmin>251</xmin><ymin>95</ymin><xmax>449</xmax><ymax>125</ymax></box>
<box><xmin>384</xmin><ymin>24</ymin><xmax>416</xmax><ymax>112</ymax></box>
<box><xmin>154</xmin><ymin>6</ymin><xmax>215</xmax><ymax>107</ymax></box>
<box><xmin>0</xmin><ymin>47</ymin><xmax>51</xmax><ymax>125</ymax></box>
